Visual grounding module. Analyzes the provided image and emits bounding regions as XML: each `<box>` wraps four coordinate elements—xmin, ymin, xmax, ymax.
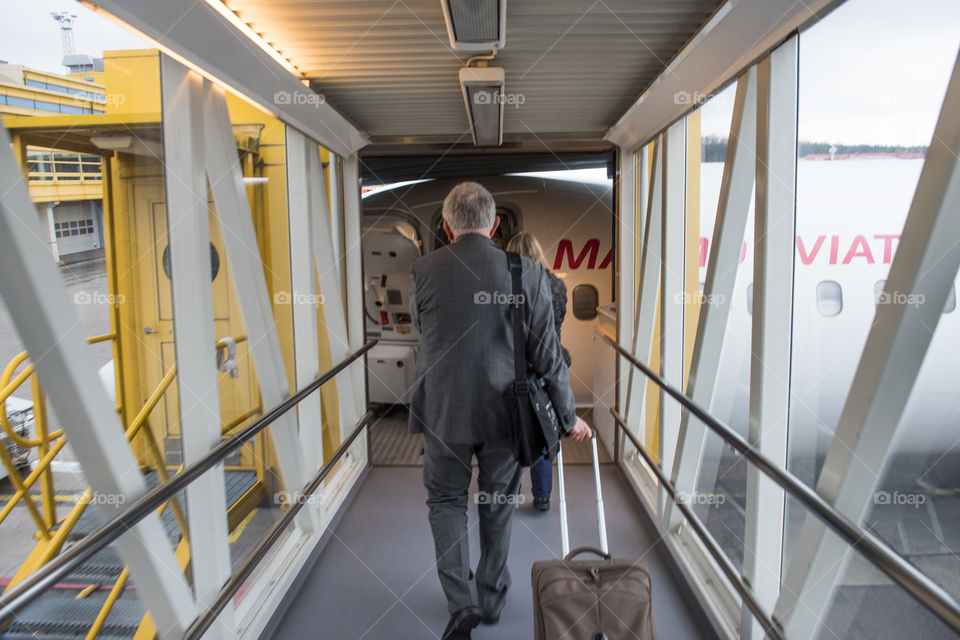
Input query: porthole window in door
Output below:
<box><xmin>161</xmin><ymin>242</ymin><xmax>221</xmax><ymax>282</ymax></box>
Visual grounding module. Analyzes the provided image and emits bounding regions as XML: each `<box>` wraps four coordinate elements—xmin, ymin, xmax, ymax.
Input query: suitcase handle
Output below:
<box><xmin>564</xmin><ymin>546</ymin><xmax>611</xmax><ymax>562</ymax></box>
<box><xmin>556</xmin><ymin>429</ymin><xmax>608</xmax><ymax>557</ymax></box>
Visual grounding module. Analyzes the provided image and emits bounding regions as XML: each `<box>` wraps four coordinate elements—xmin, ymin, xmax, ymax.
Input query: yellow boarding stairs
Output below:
<box><xmin>0</xmin><ymin>334</ymin><xmax>264</xmax><ymax>640</ymax></box>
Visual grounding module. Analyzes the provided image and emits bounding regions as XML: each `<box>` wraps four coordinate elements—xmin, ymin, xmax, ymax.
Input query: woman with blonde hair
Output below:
<box><xmin>505</xmin><ymin>231</ymin><xmax>571</xmax><ymax>511</ymax></box>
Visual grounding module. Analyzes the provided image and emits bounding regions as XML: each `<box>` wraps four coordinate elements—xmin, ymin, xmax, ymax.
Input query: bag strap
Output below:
<box><xmin>506</xmin><ymin>251</ymin><xmax>526</xmax><ymax>384</ymax></box>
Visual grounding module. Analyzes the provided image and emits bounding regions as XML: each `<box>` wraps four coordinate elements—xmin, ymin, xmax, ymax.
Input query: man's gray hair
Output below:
<box><xmin>442</xmin><ymin>181</ymin><xmax>496</xmax><ymax>234</ymax></box>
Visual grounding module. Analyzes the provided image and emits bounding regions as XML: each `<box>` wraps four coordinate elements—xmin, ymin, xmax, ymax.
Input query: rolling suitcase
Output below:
<box><xmin>531</xmin><ymin>432</ymin><xmax>658</xmax><ymax>640</ymax></box>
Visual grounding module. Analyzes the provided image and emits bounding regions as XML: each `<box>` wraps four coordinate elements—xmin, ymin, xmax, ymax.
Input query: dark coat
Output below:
<box><xmin>408</xmin><ymin>234</ymin><xmax>576</xmax><ymax>443</ymax></box>
<box><xmin>546</xmin><ymin>271</ymin><xmax>572</xmax><ymax>367</ymax></box>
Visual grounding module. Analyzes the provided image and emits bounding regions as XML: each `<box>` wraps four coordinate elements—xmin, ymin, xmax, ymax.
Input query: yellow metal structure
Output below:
<box><xmin>0</xmin><ymin>48</ymin><xmax>348</xmax><ymax>639</ymax></box>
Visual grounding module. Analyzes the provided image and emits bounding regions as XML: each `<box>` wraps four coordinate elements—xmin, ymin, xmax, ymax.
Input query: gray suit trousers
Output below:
<box><xmin>423</xmin><ymin>432</ymin><xmax>523</xmax><ymax>615</ymax></box>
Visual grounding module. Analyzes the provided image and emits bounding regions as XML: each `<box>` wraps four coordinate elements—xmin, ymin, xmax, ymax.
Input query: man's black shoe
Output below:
<box><xmin>442</xmin><ymin>606</ymin><xmax>481</xmax><ymax>640</ymax></box>
<box><xmin>481</xmin><ymin>600</ymin><xmax>505</xmax><ymax>625</ymax></box>
<box><xmin>533</xmin><ymin>497</ymin><xmax>550</xmax><ymax>511</ymax></box>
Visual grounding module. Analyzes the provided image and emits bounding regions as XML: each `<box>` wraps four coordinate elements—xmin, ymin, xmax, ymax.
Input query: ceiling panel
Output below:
<box><xmin>223</xmin><ymin>0</ymin><xmax>722</xmax><ymax>143</ymax></box>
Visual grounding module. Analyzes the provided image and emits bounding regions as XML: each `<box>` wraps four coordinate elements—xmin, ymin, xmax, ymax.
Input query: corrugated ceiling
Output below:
<box><xmin>223</xmin><ymin>0</ymin><xmax>723</xmax><ymax>143</ymax></box>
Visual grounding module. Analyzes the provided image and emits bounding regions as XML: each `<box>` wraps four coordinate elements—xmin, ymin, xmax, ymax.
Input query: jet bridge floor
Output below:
<box><xmin>265</xmin><ymin>465</ymin><xmax>716</xmax><ymax>639</ymax></box>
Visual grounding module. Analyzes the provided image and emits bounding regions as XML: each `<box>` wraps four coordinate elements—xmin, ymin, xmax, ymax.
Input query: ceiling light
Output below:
<box><xmin>441</xmin><ymin>0</ymin><xmax>506</xmax><ymax>51</ymax></box>
<box><xmin>202</xmin><ymin>0</ymin><xmax>303</xmax><ymax>77</ymax></box>
<box><xmin>90</xmin><ymin>133</ymin><xmax>133</xmax><ymax>150</ymax></box>
<box><xmin>459</xmin><ymin>66</ymin><xmax>505</xmax><ymax>147</ymax></box>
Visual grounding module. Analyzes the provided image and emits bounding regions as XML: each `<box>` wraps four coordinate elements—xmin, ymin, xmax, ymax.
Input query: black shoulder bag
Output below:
<box><xmin>505</xmin><ymin>252</ymin><xmax>562</xmax><ymax>467</ymax></box>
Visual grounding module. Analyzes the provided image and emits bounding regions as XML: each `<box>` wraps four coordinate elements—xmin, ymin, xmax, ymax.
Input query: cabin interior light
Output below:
<box><xmin>459</xmin><ymin>66</ymin><xmax>505</xmax><ymax>147</ymax></box>
<box><xmin>440</xmin><ymin>0</ymin><xmax>506</xmax><ymax>51</ymax></box>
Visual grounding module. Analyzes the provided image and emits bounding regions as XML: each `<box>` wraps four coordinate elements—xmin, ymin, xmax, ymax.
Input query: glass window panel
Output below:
<box><xmin>688</xmin><ymin>81</ymin><xmax>754</xmax><ymax>571</ymax></box>
<box><xmin>33</xmin><ymin>100</ymin><xmax>61</xmax><ymax>113</ymax></box>
<box><xmin>787</xmin><ymin>0</ymin><xmax>960</xmax><ymax>632</ymax></box>
<box><xmin>6</xmin><ymin>96</ymin><xmax>35</xmax><ymax>109</ymax></box>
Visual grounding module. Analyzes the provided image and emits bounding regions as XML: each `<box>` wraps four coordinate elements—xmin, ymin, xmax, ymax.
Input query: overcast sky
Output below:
<box><xmin>700</xmin><ymin>0</ymin><xmax>960</xmax><ymax>146</ymax></box>
<box><xmin>0</xmin><ymin>0</ymin><xmax>148</xmax><ymax>72</ymax></box>
<box><xmin>1</xmin><ymin>0</ymin><xmax>957</xmax><ymax>147</ymax></box>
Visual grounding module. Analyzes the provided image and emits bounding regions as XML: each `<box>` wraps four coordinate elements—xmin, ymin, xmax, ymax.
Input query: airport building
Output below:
<box><xmin>0</xmin><ymin>61</ymin><xmax>107</xmax><ymax>263</ymax></box>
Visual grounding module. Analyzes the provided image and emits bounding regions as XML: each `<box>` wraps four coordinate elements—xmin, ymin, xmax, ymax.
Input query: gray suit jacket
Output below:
<box><xmin>408</xmin><ymin>233</ymin><xmax>576</xmax><ymax>444</ymax></box>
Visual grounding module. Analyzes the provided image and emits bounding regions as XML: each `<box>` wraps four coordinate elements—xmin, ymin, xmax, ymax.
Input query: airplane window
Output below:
<box><xmin>572</xmin><ymin>284</ymin><xmax>599</xmax><ymax>320</ymax></box>
<box><xmin>874</xmin><ymin>279</ymin><xmax>886</xmax><ymax>307</ymax></box>
<box><xmin>746</xmin><ymin>283</ymin><xmax>753</xmax><ymax>315</ymax></box>
<box><xmin>816</xmin><ymin>280</ymin><xmax>842</xmax><ymax>316</ymax></box>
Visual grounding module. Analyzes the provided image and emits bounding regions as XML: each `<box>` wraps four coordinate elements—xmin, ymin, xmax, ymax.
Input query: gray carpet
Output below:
<box><xmin>268</xmin><ymin>466</ymin><xmax>714</xmax><ymax>640</ymax></box>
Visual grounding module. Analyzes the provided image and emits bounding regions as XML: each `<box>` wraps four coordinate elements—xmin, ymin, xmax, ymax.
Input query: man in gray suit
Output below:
<box><xmin>409</xmin><ymin>181</ymin><xmax>590</xmax><ymax>639</ymax></box>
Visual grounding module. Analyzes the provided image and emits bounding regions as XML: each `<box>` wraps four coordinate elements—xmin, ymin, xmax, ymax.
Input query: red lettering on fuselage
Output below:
<box><xmin>875</xmin><ymin>235</ymin><xmax>899</xmax><ymax>263</ymax></box>
<box><xmin>554</xmin><ymin>238</ymin><xmax>601</xmax><ymax>270</ymax></box>
<box><xmin>842</xmin><ymin>235</ymin><xmax>875</xmax><ymax>264</ymax></box>
<box><xmin>797</xmin><ymin>236</ymin><xmax>826</xmax><ymax>265</ymax></box>
<box><xmin>553</xmin><ymin>234</ymin><xmax>901</xmax><ymax>271</ymax></box>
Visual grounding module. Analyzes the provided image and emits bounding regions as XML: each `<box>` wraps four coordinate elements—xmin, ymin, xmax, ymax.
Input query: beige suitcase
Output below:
<box><xmin>531</xmin><ymin>433</ymin><xmax>657</xmax><ymax>640</ymax></box>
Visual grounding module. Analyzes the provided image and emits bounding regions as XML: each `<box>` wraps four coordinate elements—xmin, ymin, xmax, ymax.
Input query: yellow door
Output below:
<box><xmin>122</xmin><ymin>171</ymin><xmax>258</xmax><ymax>469</ymax></box>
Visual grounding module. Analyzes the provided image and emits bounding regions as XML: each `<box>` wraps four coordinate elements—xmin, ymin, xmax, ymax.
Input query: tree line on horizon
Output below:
<box><xmin>700</xmin><ymin>135</ymin><xmax>927</xmax><ymax>162</ymax></box>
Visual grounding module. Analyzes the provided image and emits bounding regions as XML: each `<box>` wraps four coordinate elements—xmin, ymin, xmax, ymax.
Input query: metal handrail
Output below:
<box><xmin>603</xmin><ymin>334</ymin><xmax>960</xmax><ymax>633</ymax></box>
<box><xmin>0</xmin><ymin>338</ymin><xmax>377</xmax><ymax>625</ymax></box>
<box><xmin>610</xmin><ymin>409</ymin><xmax>784</xmax><ymax>640</ymax></box>
<box><xmin>184</xmin><ymin>408</ymin><xmax>378</xmax><ymax>640</ymax></box>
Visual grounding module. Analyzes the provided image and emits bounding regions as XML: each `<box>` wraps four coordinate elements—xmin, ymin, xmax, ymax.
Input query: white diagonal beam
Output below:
<box><xmin>0</xmin><ymin>115</ymin><xmax>195</xmax><ymax>640</ymax></box>
<box><xmin>624</xmin><ymin>140</ymin><xmax>662</xmax><ymax>442</ymax></box>
<box><xmin>666</xmin><ymin>69</ymin><xmax>757</xmax><ymax>530</ymax></box>
<box><xmin>159</xmin><ymin>59</ymin><xmax>233</xmax><ymax>638</ymax></box>
<box><xmin>659</xmin><ymin>120</ymin><xmax>686</xmax><ymax>518</ymax></box>
<box><xmin>775</xmin><ymin>50</ymin><xmax>960</xmax><ymax>638</ymax></box>
<box><xmin>201</xmin><ymin>81</ymin><xmax>318</xmax><ymax>533</ymax></box>
<box><xmin>341</xmin><ymin>153</ymin><xmax>366</xmax><ymax>443</ymax></box>
<box><xmin>327</xmin><ymin>155</ymin><xmax>344</xmax><ymax>287</ymax></box>
<box><xmin>742</xmin><ymin>38</ymin><xmax>796</xmax><ymax>640</ymax></box>
<box><xmin>618</xmin><ymin>149</ymin><xmax>638</xmax><ymax>424</ymax></box>
<box><xmin>285</xmin><ymin>127</ymin><xmax>326</xmax><ymax>476</ymax></box>
<box><xmin>306</xmin><ymin>142</ymin><xmax>360</xmax><ymax>434</ymax></box>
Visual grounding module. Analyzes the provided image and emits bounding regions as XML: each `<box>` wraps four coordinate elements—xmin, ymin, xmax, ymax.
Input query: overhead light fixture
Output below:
<box><xmin>90</xmin><ymin>133</ymin><xmax>133</xmax><ymax>150</ymax></box>
<box><xmin>441</xmin><ymin>0</ymin><xmax>506</xmax><ymax>51</ymax></box>
<box><xmin>459</xmin><ymin>66</ymin><xmax>505</xmax><ymax>147</ymax></box>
